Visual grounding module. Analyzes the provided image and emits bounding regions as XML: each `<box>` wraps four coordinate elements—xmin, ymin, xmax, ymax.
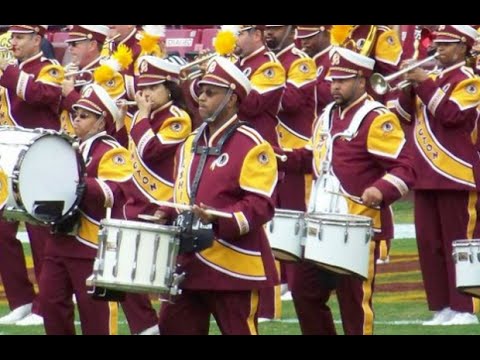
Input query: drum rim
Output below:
<box><xmin>101</xmin><ymin>218</ymin><xmax>180</xmax><ymax>233</ymax></box>
<box><xmin>453</xmin><ymin>239</ymin><xmax>480</xmax><ymax>246</ymax></box>
<box><xmin>306</xmin><ymin>212</ymin><xmax>372</xmax><ymax>224</ymax></box>
<box><xmin>274</xmin><ymin>209</ymin><xmax>305</xmax><ymax>218</ymax></box>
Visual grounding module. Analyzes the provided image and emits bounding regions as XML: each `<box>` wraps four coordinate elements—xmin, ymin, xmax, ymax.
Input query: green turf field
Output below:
<box><xmin>1</xmin><ymin>232</ymin><xmax>480</xmax><ymax>335</ymax></box>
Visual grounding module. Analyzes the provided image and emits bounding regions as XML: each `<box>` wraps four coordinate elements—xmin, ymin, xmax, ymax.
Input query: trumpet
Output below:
<box><xmin>116</xmin><ymin>100</ymin><xmax>137</xmax><ymax>107</ymax></box>
<box><xmin>64</xmin><ymin>68</ymin><xmax>95</xmax><ymax>87</ymax></box>
<box><xmin>370</xmin><ymin>52</ymin><xmax>439</xmax><ymax>95</ymax></box>
<box><xmin>179</xmin><ymin>52</ymin><xmax>218</xmax><ymax>81</ymax></box>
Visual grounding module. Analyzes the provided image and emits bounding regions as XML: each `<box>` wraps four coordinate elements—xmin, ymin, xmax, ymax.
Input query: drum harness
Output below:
<box><xmin>175</xmin><ymin>120</ymin><xmax>248</xmax><ymax>254</ymax></box>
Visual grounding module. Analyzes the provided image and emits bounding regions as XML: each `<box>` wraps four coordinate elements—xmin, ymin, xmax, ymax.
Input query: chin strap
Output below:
<box><xmin>204</xmin><ymin>87</ymin><xmax>234</xmax><ymax>124</ymax></box>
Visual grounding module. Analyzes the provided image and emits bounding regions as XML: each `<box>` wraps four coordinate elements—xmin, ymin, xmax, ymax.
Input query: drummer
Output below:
<box><xmin>278</xmin><ymin>47</ymin><xmax>415</xmax><ymax>335</ymax></box>
<box><xmin>37</xmin><ymin>84</ymin><xmax>133</xmax><ymax>335</ymax></box>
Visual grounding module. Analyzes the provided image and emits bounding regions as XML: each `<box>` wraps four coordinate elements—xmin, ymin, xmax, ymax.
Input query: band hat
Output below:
<box><xmin>73</xmin><ymin>84</ymin><xmax>121</xmax><ymax>124</ymax></box>
<box><xmin>238</xmin><ymin>25</ymin><xmax>266</xmax><ymax>32</ymax></box>
<box><xmin>198</xmin><ymin>56</ymin><xmax>251</xmax><ymax>102</ymax></box>
<box><xmin>434</xmin><ymin>25</ymin><xmax>479</xmax><ymax>47</ymax></box>
<box><xmin>327</xmin><ymin>46</ymin><xmax>375</xmax><ymax>79</ymax></box>
<box><xmin>296</xmin><ymin>25</ymin><xmax>331</xmax><ymax>39</ymax></box>
<box><xmin>137</xmin><ymin>55</ymin><xmax>181</xmax><ymax>87</ymax></box>
<box><xmin>9</xmin><ymin>25</ymin><xmax>48</xmax><ymax>37</ymax></box>
<box><xmin>65</xmin><ymin>25</ymin><xmax>109</xmax><ymax>44</ymax></box>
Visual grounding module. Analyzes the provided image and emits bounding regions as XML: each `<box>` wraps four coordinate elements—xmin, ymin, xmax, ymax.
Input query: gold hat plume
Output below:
<box><xmin>139</xmin><ymin>25</ymin><xmax>166</xmax><ymax>58</ymax></box>
<box><xmin>213</xmin><ymin>25</ymin><xmax>240</xmax><ymax>56</ymax></box>
<box><xmin>330</xmin><ymin>25</ymin><xmax>355</xmax><ymax>46</ymax></box>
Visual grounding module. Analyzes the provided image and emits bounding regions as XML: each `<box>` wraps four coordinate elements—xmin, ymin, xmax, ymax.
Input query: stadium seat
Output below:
<box><xmin>165</xmin><ymin>29</ymin><xmax>202</xmax><ymax>56</ymax></box>
<box><xmin>200</xmin><ymin>28</ymin><xmax>219</xmax><ymax>52</ymax></box>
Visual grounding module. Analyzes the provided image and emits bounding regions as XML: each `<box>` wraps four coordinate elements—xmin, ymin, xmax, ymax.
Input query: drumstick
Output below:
<box><xmin>154</xmin><ymin>200</ymin><xmax>233</xmax><ymax>219</ymax></box>
<box><xmin>325</xmin><ymin>191</ymin><xmax>381</xmax><ymax>210</ymax></box>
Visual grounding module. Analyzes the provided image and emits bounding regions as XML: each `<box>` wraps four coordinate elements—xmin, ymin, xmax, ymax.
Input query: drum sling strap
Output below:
<box><xmin>176</xmin><ymin>121</ymin><xmax>248</xmax><ymax>254</ymax></box>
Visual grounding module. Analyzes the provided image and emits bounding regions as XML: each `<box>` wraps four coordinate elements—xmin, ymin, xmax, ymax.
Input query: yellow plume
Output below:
<box><xmin>214</xmin><ymin>29</ymin><xmax>237</xmax><ymax>56</ymax></box>
<box><xmin>113</xmin><ymin>44</ymin><xmax>133</xmax><ymax>71</ymax></box>
<box><xmin>93</xmin><ymin>65</ymin><xmax>115</xmax><ymax>85</ymax></box>
<box><xmin>139</xmin><ymin>32</ymin><xmax>161</xmax><ymax>56</ymax></box>
<box><xmin>331</xmin><ymin>25</ymin><xmax>355</xmax><ymax>46</ymax></box>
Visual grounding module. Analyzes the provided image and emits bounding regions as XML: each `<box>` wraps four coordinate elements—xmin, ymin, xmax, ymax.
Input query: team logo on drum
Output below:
<box><xmin>139</xmin><ymin>60</ymin><xmax>149</xmax><ymax>74</ymax></box>
<box><xmin>258</xmin><ymin>152</ymin><xmax>269</xmax><ymax>165</ymax></box>
<box><xmin>382</xmin><ymin>121</ymin><xmax>394</xmax><ymax>133</ymax></box>
<box><xmin>331</xmin><ymin>53</ymin><xmax>341</xmax><ymax>66</ymax></box>
<box><xmin>113</xmin><ymin>155</ymin><xmax>126</xmax><ymax>165</ymax></box>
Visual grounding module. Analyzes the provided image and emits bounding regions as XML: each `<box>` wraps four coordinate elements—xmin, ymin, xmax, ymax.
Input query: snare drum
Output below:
<box><xmin>90</xmin><ymin>219</ymin><xmax>181</xmax><ymax>294</ymax></box>
<box><xmin>303</xmin><ymin>213</ymin><xmax>372</xmax><ymax>279</ymax></box>
<box><xmin>0</xmin><ymin>127</ymin><xmax>84</xmax><ymax>225</ymax></box>
<box><xmin>453</xmin><ymin>240</ymin><xmax>480</xmax><ymax>297</ymax></box>
<box><xmin>266</xmin><ymin>209</ymin><xmax>305</xmax><ymax>262</ymax></box>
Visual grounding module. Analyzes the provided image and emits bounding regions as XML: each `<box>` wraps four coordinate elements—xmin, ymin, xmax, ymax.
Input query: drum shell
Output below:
<box><xmin>453</xmin><ymin>240</ymin><xmax>480</xmax><ymax>298</ymax></box>
<box><xmin>303</xmin><ymin>213</ymin><xmax>373</xmax><ymax>279</ymax></box>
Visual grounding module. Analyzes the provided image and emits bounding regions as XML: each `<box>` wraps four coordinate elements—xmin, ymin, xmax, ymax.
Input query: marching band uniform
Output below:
<box><xmin>0</xmin><ymin>25</ymin><xmax>63</xmax><ymax>325</ymax></box>
<box><xmin>60</xmin><ymin>25</ymin><xmax>109</xmax><ymax>135</ymax></box>
<box><xmin>284</xmin><ymin>48</ymin><xmax>414</xmax><ymax>335</ymax></box>
<box><xmin>124</xmin><ymin>56</ymin><xmax>192</xmax><ymax>219</ymax></box>
<box><xmin>38</xmin><ymin>85</ymin><xmax>131</xmax><ymax>335</ymax></box>
<box><xmin>296</xmin><ymin>25</ymin><xmax>334</xmax><ymax>116</ymax></box>
<box><xmin>234</xmin><ymin>25</ymin><xmax>286</xmax><ymax>147</ymax></box>
<box><xmin>158</xmin><ymin>57</ymin><xmax>279</xmax><ymax>335</ymax></box>
<box><xmin>391</xmin><ymin>26</ymin><xmax>480</xmax><ymax>325</ymax></box>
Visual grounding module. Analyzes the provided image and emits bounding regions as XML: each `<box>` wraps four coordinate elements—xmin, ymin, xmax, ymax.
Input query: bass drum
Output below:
<box><xmin>0</xmin><ymin>127</ymin><xmax>84</xmax><ymax>225</ymax></box>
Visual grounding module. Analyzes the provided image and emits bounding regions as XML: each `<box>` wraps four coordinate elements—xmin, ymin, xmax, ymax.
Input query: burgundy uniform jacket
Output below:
<box><xmin>169</xmin><ymin>115</ymin><xmax>279</xmax><ymax>290</ymax></box>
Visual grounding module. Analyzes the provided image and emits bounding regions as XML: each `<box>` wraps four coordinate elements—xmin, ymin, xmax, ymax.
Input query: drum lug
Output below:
<box><xmin>150</xmin><ymin>234</ymin><xmax>161</xmax><ymax>283</ymax></box>
<box><xmin>131</xmin><ymin>231</ymin><xmax>141</xmax><ymax>281</ymax></box>
<box><xmin>344</xmin><ymin>223</ymin><xmax>349</xmax><ymax>244</ymax></box>
<box><xmin>366</xmin><ymin>229</ymin><xmax>372</xmax><ymax>244</ymax></box>
<box><xmin>318</xmin><ymin>224</ymin><xmax>323</xmax><ymax>241</ymax></box>
<box><xmin>112</xmin><ymin>230</ymin><xmax>122</xmax><ymax>278</ymax></box>
<box><xmin>295</xmin><ymin>220</ymin><xmax>300</xmax><ymax>236</ymax></box>
<box><xmin>269</xmin><ymin>218</ymin><xmax>274</xmax><ymax>233</ymax></box>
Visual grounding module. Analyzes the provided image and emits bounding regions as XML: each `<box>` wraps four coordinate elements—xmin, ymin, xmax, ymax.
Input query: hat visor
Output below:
<box><xmin>326</xmin><ymin>70</ymin><xmax>358</xmax><ymax>80</ymax></box>
<box><xmin>65</xmin><ymin>36</ymin><xmax>89</xmax><ymax>43</ymax></box>
<box><xmin>72</xmin><ymin>103</ymin><xmax>103</xmax><ymax>117</ymax></box>
<box><xmin>296</xmin><ymin>31</ymin><xmax>320</xmax><ymax>39</ymax></box>
<box><xmin>198</xmin><ymin>79</ymin><xmax>230</xmax><ymax>89</ymax></box>
<box><xmin>137</xmin><ymin>77</ymin><xmax>167</xmax><ymax>87</ymax></box>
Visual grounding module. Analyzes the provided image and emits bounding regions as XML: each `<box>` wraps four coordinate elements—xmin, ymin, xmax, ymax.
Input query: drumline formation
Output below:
<box><xmin>1</xmin><ymin>24</ymin><xmax>480</xmax><ymax>333</ymax></box>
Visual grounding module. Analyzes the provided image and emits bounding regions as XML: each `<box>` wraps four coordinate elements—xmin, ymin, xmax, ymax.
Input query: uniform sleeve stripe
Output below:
<box><xmin>382</xmin><ymin>173</ymin><xmax>409</xmax><ymax>196</ymax></box>
<box><xmin>96</xmin><ymin>179</ymin><xmax>114</xmax><ymax>208</ymax></box>
<box><xmin>237</xmin><ymin>127</ymin><xmax>263</xmax><ymax>145</ymax></box>
<box><xmin>16</xmin><ymin>71</ymin><xmax>30</xmax><ymax>100</ymax></box>
<box><xmin>138</xmin><ymin>130</ymin><xmax>155</xmax><ymax>157</ymax></box>
<box><xmin>427</xmin><ymin>88</ymin><xmax>446</xmax><ymax>116</ymax></box>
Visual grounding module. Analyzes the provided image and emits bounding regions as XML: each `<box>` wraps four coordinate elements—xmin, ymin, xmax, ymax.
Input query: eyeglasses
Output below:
<box><xmin>68</xmin><ymin>40</ymin><xmax>89</xmax><ymax>48</ymax></box>
<box><xmin>199</xmin><ymin>88</ymin><xmax>224</xmax><ymax>98</ymax></box>
<box><xmin>74</xmin><ymin>111</ymin><xmax>96</xmax><ymax>120</ymax></box>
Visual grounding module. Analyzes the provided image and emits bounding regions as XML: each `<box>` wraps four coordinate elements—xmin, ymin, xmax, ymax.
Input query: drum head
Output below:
<box><xmin>18</xmin><ymin>135</ymin><xmax>80</xmax><ymax>222</ymax></box>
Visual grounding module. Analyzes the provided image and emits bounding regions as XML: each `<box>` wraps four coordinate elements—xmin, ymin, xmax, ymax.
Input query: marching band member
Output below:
<box><xmin>232</xmin><ymin>25</ymin><xmax>286</xmax><ymax>147</ymax></box>
<box><xmin>391</xmin><ymin>25</ymin><xmax>480</xmax><ymax>326</ymax></box>
<box><xmin>154</xmin><ymin>56</ymin><xmax>279</xmax><ymax>335</ymax></box>
<box><xmin>333</xmin><ymin>25</ymin><xmax>403</xmax><ymax>102</ymax></box>
<box><xmin>280</xmin><ymin>47</ymin><xmax>414</xmax><ymax>335</ymax></box>
<box><xmin>89</xmin><ymin>52</ymin><xmax>162</xmax><ymax>336</ymax></box>
<box><xmin>0</xmin><ymin>25</ymin><xmax>63</xmax><ymax>326</ymax></box>
<box><xmin>296</xmin><ymin>25</ymin><xmax>334</xmax><ymax>115</ymax></box>
<box><xmin>60</xmin><ymin>25</ymin><xmax>110</xmax><ymax>135</ymax></box>
<box><xmin>38</xmin><ymin>84</ymin><xmax>132</xmax><ymax>335</ymax></box>
<box><xmin>123</xmin><ymin>56</ymin><xmax>192</xmax><ymax>220</ymax></box>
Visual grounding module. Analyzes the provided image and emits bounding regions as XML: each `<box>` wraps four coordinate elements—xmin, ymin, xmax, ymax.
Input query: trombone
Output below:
<box><xmin>370</xmin><ymin>52</ymin><xmax>439</xmax><ymax>95</ymax></box>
